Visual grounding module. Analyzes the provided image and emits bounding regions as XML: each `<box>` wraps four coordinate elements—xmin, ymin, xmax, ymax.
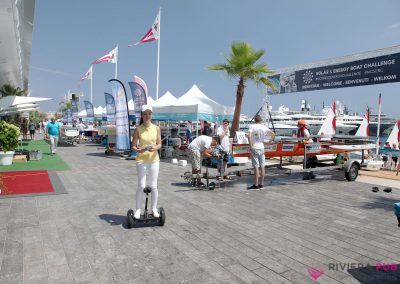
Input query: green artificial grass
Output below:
<box><xmin>0</xmin><ymin>140</ymin><xmax>70</xmax><ymax>172</ymax></box>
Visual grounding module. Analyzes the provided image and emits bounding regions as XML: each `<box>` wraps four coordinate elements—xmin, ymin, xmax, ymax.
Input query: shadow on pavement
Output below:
<box><xmin>86</xmin><ymin>152</ymin><xmax>122</xmax><ymax>159</ymax></box>
<box><xmin>348</xmin><ymin>264</ymin><xmax>400</xmax><ymax>283</ymax></box>
<box><xmin>84</xmin><ymin>144</ymin><xmax>104</xmax><ymax>147</ymax></box>
<box><xmin>99</xmin><ymin>214</ymin><xmax>129</xmax><ymax>229</ymax></box>
<box><xmin>99</xmin><ymin>213</ymin><xmax>164</xmax><ymax>229</ymax></box>
<box><xmin>360</xmin><ymin>196</ymin><xmax>399</xmax><ymax>212</ymax></box>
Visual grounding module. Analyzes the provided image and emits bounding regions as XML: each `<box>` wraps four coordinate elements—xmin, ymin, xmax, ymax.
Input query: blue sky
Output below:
<box><xmin>30</xmin><ymin>0</ymin><xmax>400</xmax><ymax>117</ymax></box>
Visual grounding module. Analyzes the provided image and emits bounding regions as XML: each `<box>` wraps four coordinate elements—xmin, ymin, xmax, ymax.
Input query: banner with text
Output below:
<box><xmin>66</xmin><ymin>108</ymin><xmax>73</xmax><ymax>125</ymax></box>
<box><xmin>109</xmin><ymin>79</ymin><xmax>130</xmax><ymax>150</ymax></box>
<box><xmin>83</xmin><ymin>100</ymin><xmax>94</xmax><ymax>123</ymax></box>
<box><xmin>71</xmin><ymin>100</ymin><xmax>78</xmax><ymax>123</ymax></box>
<box><xmin>128</xmin><ymin>80</ymin><xmax>147</xmax><ymax>124</ymax></box>
<box><xmin>104</xmin><ymin>92</ymin><xmax>116</xmax><ymax>125</ymax></box>
<box><xmin>268</xmin><ymin>52</ymin><xmax>400</xmax><ymax>94</ymax></box>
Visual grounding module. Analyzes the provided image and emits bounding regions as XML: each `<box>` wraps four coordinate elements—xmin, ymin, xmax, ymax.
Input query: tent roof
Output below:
<box><xmin>176</xmin><ymin>84</ymin><xmax>234</xmax><ymax>116</ymax></box>
<box><xmin>151</xmin><ymin>85</ymin><xmax>234</xmax><ymax>121</ymax></box>
<box><xmin>153</xmin><ymin>91</ymin><xmax>178</xmax><ymax>107</ymax></box>
<box><xmin>78</xmin><ymin>107</ymin><xmax>104</xmax><ymax>117</ymax></box>
<box><xmin>147</xmin><ymin>96</ymin><xmax>155</xmax><ymax>106</ymax></box>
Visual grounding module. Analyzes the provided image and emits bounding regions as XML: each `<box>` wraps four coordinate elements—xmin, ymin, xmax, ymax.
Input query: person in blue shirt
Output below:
<box><xmin>45</xmin><ymin>117</ymin><xmax>61</xmax><ymax>155</ymax></box>
<box><xmin>394</xmin><ymin>202</ymin><xmax>400</xmax><ymax>227</ymax></box>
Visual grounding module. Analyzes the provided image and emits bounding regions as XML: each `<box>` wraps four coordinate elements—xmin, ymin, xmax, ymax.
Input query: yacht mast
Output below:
<box><xmin>262</xmin><ymin>87</ymin><xmax>275</xmax><ymax>131</ymax></box>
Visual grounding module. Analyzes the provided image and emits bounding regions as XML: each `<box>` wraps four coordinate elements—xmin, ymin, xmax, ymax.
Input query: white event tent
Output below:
<box><xmin>152</xmin><ymin>85</ymin><xmax>234</xmax><ymax>122</ymax></box>
<box><xmin>152</xmin><ymin>91</ymin><xmax>178</xmax><ymax>107</ymax></box>
<box><xmin>76</xmin><ymin>86</ymin><xmax>232</xmax><ymax>122</ymax></box>
<box><xmin>78</xmin><ymin>105</ymin><xmax>106</xmax><ymax>118</ymax></box>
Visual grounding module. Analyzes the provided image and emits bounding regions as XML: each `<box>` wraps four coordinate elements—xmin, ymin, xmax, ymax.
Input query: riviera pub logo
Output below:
<box><xmin>307</xmin><ymin>267</ymin><xmax>324</xmax><ymax>280</ymax></box>
<box><xmin>308</xmin><ymin>262</ymin><xmax>399</xmax><ymax>280</ymax></box>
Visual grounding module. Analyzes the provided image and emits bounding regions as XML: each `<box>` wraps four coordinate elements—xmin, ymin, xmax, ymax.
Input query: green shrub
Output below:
<box><xmin>0</xmin><ymin>121</ymin><xmax>20</xmax><ymax>152</ymax></box>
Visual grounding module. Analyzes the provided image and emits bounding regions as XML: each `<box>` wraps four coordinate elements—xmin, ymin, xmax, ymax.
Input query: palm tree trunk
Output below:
<box><xmin>231</xmin><ymin>77</ymin><xmax>245</xmax><ymax>137</ymax></box>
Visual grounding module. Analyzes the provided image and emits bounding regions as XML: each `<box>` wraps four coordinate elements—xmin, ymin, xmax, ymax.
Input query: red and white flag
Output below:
<box><xmin>81</xmin><ymin>66</ymin><xmax>92</xmax><ymax>81</ymax></box>
<box><xmin>366</xmin><ymin>108</ymin><xmax>370</xmax><ymax>136</ymax></box>
<box><xmin>92</xmin><ymin>46</ymin><xmax>118</xmax><ymax>64</ymax></box>
<box><xmin>128</xmin><ymin>11</ymin><xmax>160</xmax><ymax>47</ymax></box>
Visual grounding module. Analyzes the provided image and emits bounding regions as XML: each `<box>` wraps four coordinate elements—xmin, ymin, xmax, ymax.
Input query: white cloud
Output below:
<box><xmin>31</xmin><ymin>66</ymin><xmax>71</xmax><ymax>76</ymax></box>
<box><xmin>388</xmin><ymin>22</ymin><xmax>400</xmax><ymax>29</ymax></box>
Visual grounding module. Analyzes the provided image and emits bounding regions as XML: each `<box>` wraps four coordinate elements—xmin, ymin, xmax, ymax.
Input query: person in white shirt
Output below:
<box><xmin>216</xmin><ymin>119</ymin><xmax>231</xmax><ymax>180</ymax></box>
<box><xmin>297</xmin><ymin>119</ymin><xmax>316</xmax><ymax>179</ymax></box>
<box><xmin>77</xmin><ymin>121</ymin><xmax>86</xmax><ymax>140</ymax></box>
<box><xmin>247</xmin><ymin>115</ymin><xmax>275</xmax><ymax>190</ymax></box>
<box><xmin>296</xmin><ymin>120</ymin><xmax>312</xmax><ymax>143</ymax></box>
<box><xmin>188</xmin><ymin>135</ymin><xmax>220</xmax><ymax>186</ymax></box>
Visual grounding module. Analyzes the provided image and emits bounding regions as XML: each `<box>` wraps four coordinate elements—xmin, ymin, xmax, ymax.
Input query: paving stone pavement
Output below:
<box><xmin>0</xmin><ymin>143</ymin><xmax>399</xmax><ymax>283</ymax></box>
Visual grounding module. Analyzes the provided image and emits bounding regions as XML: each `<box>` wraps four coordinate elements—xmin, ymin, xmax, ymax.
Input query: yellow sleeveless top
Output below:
<box><xmin>136</xmin><ymin>123</ymin><xmax>160</xmax><ymax>163</ymax></box>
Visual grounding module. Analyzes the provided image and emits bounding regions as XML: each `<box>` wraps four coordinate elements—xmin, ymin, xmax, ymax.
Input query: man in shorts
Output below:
<box><xmin>247</xmin><ymin>115</ymin><xmax>275</xmax><ymax>190</ymax></box>
<box><xmin>187</xmin><ymin>135</ymin><xmax>220</xmax><ymax>186</ymax></box>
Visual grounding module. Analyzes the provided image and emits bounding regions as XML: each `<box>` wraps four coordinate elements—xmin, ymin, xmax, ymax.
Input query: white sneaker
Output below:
<box><xmin>152</xmin><ymin>208</ymin><xmax>160</xmax><ymax>218</ymax></box>
<box><xmin>134</xmin><ymin>209</ymin><xmax>141</xmax><ymax>219</ymax></box>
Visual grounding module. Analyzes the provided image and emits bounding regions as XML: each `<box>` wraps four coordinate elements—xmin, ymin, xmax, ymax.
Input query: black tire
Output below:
<box><xmin>127</xmin><ymin>209</ymin><xmax>134</xmax><ymax>229</ymax></box>
<box><xmin>306</xmin><ymin>156</ymin><xmax>318</xmax><ymax>168</ymax></box>
<box><xmin>159</xmin><ymin>208</ymin><xmax>166</xmax><ymax>226</ymax></box>
<box><xmin>345</xmin><ymin>163</ymin><xmax>359</xmax><ymax>181</ymax></box>
<box><xmin>208</xmin><ymin>182</ymin><xmax>216</xmax><ymax>190</ymax></box>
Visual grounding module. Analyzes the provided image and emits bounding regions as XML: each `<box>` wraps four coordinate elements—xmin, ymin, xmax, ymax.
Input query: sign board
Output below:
<box><xmin>306</xmin><ymin>143</ymin><xmax>322</xmax><ymax>154</ymax></box>
<box><xmin>268</xmin><ymin>52</ymin><xmax>400</xmax><ymax>94</ymax></box>
<box><xmin>235</xmin><ymin>131</ymin><xmax>249</xmax><ymax>144</ymax></box>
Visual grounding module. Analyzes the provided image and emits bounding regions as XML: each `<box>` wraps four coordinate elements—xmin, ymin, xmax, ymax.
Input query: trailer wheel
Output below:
<box><xmin>345</xmin><ymin>163</ymin><xmax>359</xmax><ymax>181</ymax></box>
<box><xmin>208</xmin><ymin>182</ymin><xmax>216</xmax><ymax>190</ymax></box>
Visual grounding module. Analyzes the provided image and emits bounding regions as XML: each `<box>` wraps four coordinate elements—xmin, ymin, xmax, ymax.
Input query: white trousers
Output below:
<box><xmin>136</xmin><ymin>162</ymin><xmax>159</xmax><ymax>211</ymax></box>
<box><xmin>49</xmin><ymin>136</ymin><xmax>59</xmax><ymax>154</ymax></box>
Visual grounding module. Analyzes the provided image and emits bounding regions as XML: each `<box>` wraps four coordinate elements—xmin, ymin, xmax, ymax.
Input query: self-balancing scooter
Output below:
<box><xmin>127</xmin><ymin>186</ymin><xmax>166</xmax><ymax>228</ymax></box>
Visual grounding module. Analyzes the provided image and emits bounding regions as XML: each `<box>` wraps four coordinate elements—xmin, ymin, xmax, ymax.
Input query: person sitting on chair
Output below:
<box><xmin>187</xmin><ymin>135</ymin><xmax>220</xmax><ymax>186</ymax></box>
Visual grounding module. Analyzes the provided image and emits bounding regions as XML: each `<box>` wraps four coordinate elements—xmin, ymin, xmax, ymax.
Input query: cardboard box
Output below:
<box><xmin>13</xmin><ymin>155</ymin><xmax>27</xmax><ymax>163</ymax></box>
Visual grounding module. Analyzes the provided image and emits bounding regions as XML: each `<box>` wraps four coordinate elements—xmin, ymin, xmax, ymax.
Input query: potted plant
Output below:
<box><xmin>0</xmin><ymin>121</ymin><xmax>20</xmax><ymax>165</ymax></box>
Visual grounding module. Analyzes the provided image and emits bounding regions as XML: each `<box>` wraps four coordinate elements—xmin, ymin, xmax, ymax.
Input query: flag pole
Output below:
<box><xmin>376</xmin><ymin>93</ymin><xmax>382</xmax><ymax>155</ymax></box>
<box><xmin>90</xmin><ymin>67</ymin><xmax>93</xmax><ymax>103</ymax></box>
<box><xmin>115</xmin><ymin>45</ymin><xmax>118</xmax><ymax>79</ymax></box>
<box><xmin>156</xmin><ymin>8</ymin><xmax>161</xmax><ymax>100</ymax></box>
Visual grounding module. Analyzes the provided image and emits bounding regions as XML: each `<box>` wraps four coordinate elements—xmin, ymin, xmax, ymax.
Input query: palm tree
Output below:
<box><xmin>0</xmin><ymin>84</ymin><xmax>26</xmax><ymax>98</ymax></box>
<box><xmin>58</xmin><ymin>101</ymin><xmax>72</xmax><ymax>112</ymax></box>
<box><xmin>208</xmin><ymin>41</ymin><xmax>275</xmax><ymax>136</ymax></box>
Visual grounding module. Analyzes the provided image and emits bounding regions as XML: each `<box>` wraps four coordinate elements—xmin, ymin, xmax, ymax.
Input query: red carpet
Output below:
<box><xmin>0</xmin><ymin>171</ymin><xmax>54</xmax><ymax>196</ymax></box>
